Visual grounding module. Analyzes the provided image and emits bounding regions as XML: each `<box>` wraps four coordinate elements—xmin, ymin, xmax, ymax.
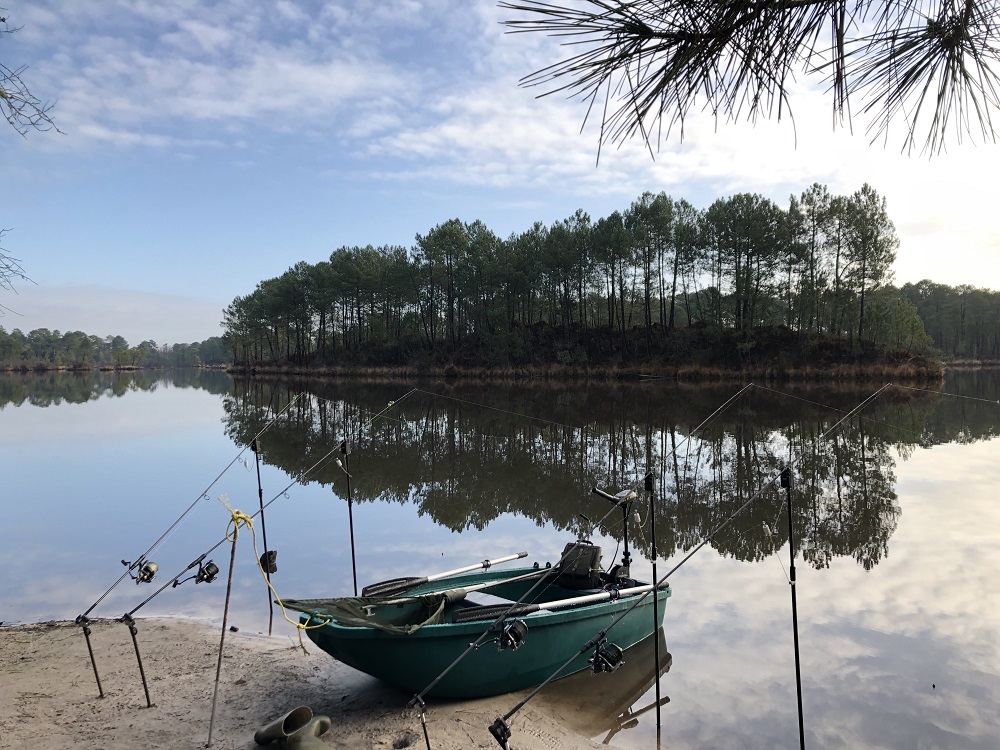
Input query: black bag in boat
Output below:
<box><xmin>556</xmin><ymin>541</ymin><xmax>602</xmax><ymax>590</ymax></box>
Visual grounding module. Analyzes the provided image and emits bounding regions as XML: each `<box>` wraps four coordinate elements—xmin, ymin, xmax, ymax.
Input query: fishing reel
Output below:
<box><xmin>590</xmin><ymin>639</ymin><xmax>625</xmax><ymax>673</ymax></box>
<box><xmin>173</xmin><ymin>559</ymin><xmax>220</xmax><ymax>587</ymax></box>
<box><xmin>122</xmin><ymin>557</ymin><xmax>158</xmax><ymax>585</ymax></box>
<box><xmin>497</xmin><ymin>619</ymin><xmax>528</xmax><ymax>651</ymax></box>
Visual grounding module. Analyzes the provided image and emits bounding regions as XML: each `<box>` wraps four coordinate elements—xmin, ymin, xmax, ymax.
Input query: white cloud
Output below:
<box><xmin>5</xmin><ymin>0</ymin><xmax>1000</xmax><ymax>297</ymax></box>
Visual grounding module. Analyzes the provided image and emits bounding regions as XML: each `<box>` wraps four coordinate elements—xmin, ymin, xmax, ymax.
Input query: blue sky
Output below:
<box><xmin>2</xmin><ymin>0</ymin><xmax>997</xmax><ymax>346</ymax></box>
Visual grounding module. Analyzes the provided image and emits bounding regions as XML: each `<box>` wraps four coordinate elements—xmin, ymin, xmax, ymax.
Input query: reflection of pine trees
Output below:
<box><xmin>219</xmin><ymin>378</ymin><xmax>951</xmax><ymax>572</ymax></box>
<box><xmin>0</xmin><ymin>369</ymin><xmax>234</xmax><ymax>407</ymax></box>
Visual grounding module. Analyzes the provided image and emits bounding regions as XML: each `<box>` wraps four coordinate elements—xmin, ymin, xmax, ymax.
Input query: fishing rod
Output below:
<box><xmin>121</xmin><ymin>440</ymin><xmax>350</xmax><ymax>618</ymax></box>
<box><xmin>72</xmin><ymin>388</ymin><xmax>420</xmax><ymax>704</ymax></box>
<box><xmin>73</xmin><ymin>434</ymin><xmax>347</xmax><ymax>700</ymax></box>
<box><xmin>487</xmin><ymin>383</ymin><xmax>894</xmax><ymax>748</ymax></box>
<box><xmin>81</xmin><ymin>389</ymin><xmax>414</xmax><ymax>621</ymax></box>
<box><xmin>76</xmin><ymin>394</ymin><xmax>302</xmax><ymax>621</ymax></box>
<box><xmin>183</xmin><ymin>389</ymin><xmax>420</xmax><ymax>619</ymax></box>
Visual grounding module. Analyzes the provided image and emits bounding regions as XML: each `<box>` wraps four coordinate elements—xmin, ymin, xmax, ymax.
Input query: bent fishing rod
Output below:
<box><xmin>76</xmin><ymin>394</ymin><xmax>302</xmax><ymax>621</ymax></box>
<box><xmin>113</xmin><ymin>434</ymin><xmax>353</xmax><ymax>620</ymax></box>
<box><xmin>72</xmin><ymin>434</ymin><xmax>350</xmax><ymax>701</ymax></box>
<box><xmin>487</xmin><ymin>383</ymin><xmax>894</xmax><ymax>748</ymax></box>
<box><xmin>78</xmin><ymin>388</ymin><xmax>417</xmax><ymax>622</ymax></box>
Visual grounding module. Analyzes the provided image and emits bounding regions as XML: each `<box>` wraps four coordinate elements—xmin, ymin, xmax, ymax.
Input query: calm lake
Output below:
<box><xmin>3</xmin><ymin>369</ymin><xmax>999</xmax><ymax>749</ymax></box>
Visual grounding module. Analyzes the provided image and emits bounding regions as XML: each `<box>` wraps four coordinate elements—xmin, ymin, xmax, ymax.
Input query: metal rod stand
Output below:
<box><xmin>206</xmin><ymin>526</ymin><xmax>239</xmax><ymax>747</ymax></box>
<box><xmin>341</xmin><ymin>440</ymin><xmax>358</xmax><ymax>596</ymax></box>
<box><xmin>118</xmin><ymin>613</ymin><xmax>153</xmax><ymax>708</ymax></box>
<box><xmin>251</xmin><ymin>438</ymin><xmax>274</xmax><ymax>635</ymax></box>
<box><xmin>782</xmin><ymin>467</ymin><xmax>806</xmax><ymax>750</ymax></box>
<box><xmin>645</xmin><ymin>470</ymin><xmax>663</xmax><ymax>737</ymax></box>
<box><xmin>75</xmin><ymin>615</ymin><xmax>104</xmax><ymax>698</ymax></box>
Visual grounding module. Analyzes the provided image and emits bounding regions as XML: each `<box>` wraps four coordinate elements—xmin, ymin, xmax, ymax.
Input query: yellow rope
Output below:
<box><xmin>217</xmin><ymin>497</ymin><xmax>331</xmax><ymax>654</ymax></box>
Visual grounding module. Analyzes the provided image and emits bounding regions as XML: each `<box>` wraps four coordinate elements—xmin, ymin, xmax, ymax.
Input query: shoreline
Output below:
<box><xmin>0</xmin><ymin>617</ymin><xmax>610</xmax><ymax>750</ymax></box>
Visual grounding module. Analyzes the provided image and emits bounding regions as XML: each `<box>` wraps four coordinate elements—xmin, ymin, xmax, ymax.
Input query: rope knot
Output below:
<box><xmin>218</xmin><ymin>496</ymin><xmax>253</xmax><ymax>541</ymax></box>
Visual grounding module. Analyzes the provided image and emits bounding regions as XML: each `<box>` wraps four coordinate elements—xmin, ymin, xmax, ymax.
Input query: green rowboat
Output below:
<box><xmin>284</xmin><ymin>542</ymin><xmax>671</xmax><ymax>698</ymax></box>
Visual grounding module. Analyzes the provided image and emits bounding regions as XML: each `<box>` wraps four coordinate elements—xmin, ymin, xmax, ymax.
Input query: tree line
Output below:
<box><xmin>0</xmin><ymin>327</ymin><xmax>229</xmax><ymax>370</ymax></box>
<box><xmin>6</xmin><ymin>183</ymin><xmax>996</xmax><ymax>373</ymax></box>
<box><xmin>901</xmin><ymin>281</ymin><xmax>1000</xmax><ymax>361</ymax></box>
<box><xmin>221</xmin><ymin>183</ymin><xmax>937</xmax><ymax>369</ymax></box>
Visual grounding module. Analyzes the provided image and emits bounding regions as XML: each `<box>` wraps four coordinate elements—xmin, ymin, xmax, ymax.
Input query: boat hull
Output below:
<box><xmin>298</xmin><ymin>567</ymin><xmax>670</xmax><ymax>698</ymax></box>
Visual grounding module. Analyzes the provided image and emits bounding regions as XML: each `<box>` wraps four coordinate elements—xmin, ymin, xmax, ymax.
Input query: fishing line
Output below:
<box><xmin>72</xmin><ymin>389</ymin><xmax>419</xmax><ymax>703</ymax></box>
<box><xmin>892</xmin><ymin>383</ymin><xmax>1000</xmax><ymax>405</ymax></box>
<box><xmin>408</xmin><ymin>384</ymin><xmax>759</xmax><ymax>746</ymax></box>
<box><xmin>669</xmin><ymin>382</ymin><xmax>756</xmax><ymax>465</ymax></box>
<box><xmin>117</xmin><ymin>444</ymin><xmax>348</xmax><ymax>619</ymax></box>
<box><xmin>305</xmin><ymin>388</ymin><xmax>419</xmax><ymax>436</ymax></box>
<box><xmin>78</xmin><ymin>394</ymin><xmax>303</xmax><ymax>619</ymax></box>
<box><xmin>409</xmin><ymin>388</ymin><xmax>588</xmax><ymax>432</ymax></box>
<box><xmin>490</xmin><ymin>383</ymin><xmax>894</xmax><ymax>739</ymax></box>
<box><xmin>630</xmin><ymin>382</ymin><xmax>757</xmax><ymax>565</ymax></box>
<box><xmin>89</xmin><ymin>432</ymin><xmax>344</xmax><ymax>632</ymax></box>
<box><xmin>75</xmin><ymin>440</ymin><xmax>351</xmax><ymax>701</ymax></box>
<box><xmin>109</xmin><ymin>390</ymin><xmax>423</xmax><ymax>620</ymax></box>
<box><xmin>657</xmin><ymin>384</ymin><xmax>890</xmax><ymax>586</ymax></box>
<box><xmin>750</xmin><ymin>383</ymin><xmax>937</xmax><ymax>444</ymax></box>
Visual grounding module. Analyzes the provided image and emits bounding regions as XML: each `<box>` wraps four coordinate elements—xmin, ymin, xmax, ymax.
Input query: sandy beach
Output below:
<box><xmin>0</xmin><ymin>617</ymin><xmax>615</xmax><ymax>750</ymax></box>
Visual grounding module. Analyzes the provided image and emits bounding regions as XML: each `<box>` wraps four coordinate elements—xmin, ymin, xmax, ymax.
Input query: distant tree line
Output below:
<box><xmin>0</xmin><ymin>327</ymin><xmax>229</xmax><ymax>370</ymax></box>
<box><xmin>221</xmin><ymin>183</ymin><xmax>938</xmax><ymax>369</ymax></box>
<box><xmin>901</xmin><ymin>281</ymin><xmax>1000</xmax><ymax>360</ymax></box>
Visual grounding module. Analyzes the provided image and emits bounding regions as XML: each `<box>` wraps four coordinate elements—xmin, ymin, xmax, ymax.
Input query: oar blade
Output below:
<box><xmin>361</xmin><ymin>576</ymin><xmax>423</xmax><ymax>598</ymax></box>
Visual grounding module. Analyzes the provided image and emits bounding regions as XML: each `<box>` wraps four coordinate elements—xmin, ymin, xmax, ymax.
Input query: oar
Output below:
<box><xmin>363</xmin><ymin>568</ymin><xmax>554</xmax><ymax>612</ymax></box>
<box><xmin>361</xmin><ymin>552</ymin><xmax>529</xmax><ymax>597</ymax></box>
<box><xmin>452</xmin><ymin>582</ymin><xmax>670</xmax><ymax>623</ymax></box>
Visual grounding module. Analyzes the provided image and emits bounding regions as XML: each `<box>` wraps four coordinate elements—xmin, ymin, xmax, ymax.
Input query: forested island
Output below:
<box><xmin>217</xmin><ymin>184</ymin><xmax>991</xmax><ymax>379</ymax></box>
<box><xmin>2</xmin><ymin>184</ymin><xmax>999</xmax><ymax>378</ymax></box>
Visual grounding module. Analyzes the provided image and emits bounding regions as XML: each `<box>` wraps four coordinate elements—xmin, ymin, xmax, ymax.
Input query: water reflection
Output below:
<box><xmin>0</xmin><ymin>368</ymin><xmax>233</xmax><ymax>407</ymax></box>
<box><xmin>217</xmin><ymin>378</ymin><xmax>940</xmax><ymax>574</ymax></box>
<box><xmin>3</xmin><ymin>369</ymin><xmax>1000</xmax><ymax>749</ymax></box>
<box><xmin>5</xmin><ymin>370</ymin><xmax>995</xmax><ymax>584</ymax></box>
<box><xmin>534</xmin><ymin>627</ymin><xmax>672</xmax><ymax>744</ymax></box>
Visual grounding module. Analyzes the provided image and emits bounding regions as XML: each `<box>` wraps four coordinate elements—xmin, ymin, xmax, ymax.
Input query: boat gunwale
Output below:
<box><xmin>299</xmin><ymin>571</ymin><xmax>671</xmax><ymax>640</ymax></box>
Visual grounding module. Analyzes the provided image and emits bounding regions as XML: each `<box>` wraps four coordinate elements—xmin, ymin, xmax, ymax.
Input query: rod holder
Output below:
<box><xmin>74</xmin><ymin>615</ymin><xmax>104</xmax><ymax>699</ymax></box>
<box><xmin>118</xmin><ymin>613</ymin><xmax>153</xmax><ymax>708</ymax></box>
<box><xmin>489</xmin><ymin>718</ymin><xmax>511</xmax><ymax>749</ymax></box>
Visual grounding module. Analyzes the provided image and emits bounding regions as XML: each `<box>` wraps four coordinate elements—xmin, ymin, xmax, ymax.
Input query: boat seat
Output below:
<box><xmin>555</xmin><ymin>541</ymin><xmax>603</xmax><ymax>590</ymax></box>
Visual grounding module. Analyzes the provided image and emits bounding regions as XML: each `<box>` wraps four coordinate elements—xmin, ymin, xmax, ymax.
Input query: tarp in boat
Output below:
<box><xmin>281</xmin><ymin>592</ymin><xmax>457</xmax><ymax>635</ymax></box>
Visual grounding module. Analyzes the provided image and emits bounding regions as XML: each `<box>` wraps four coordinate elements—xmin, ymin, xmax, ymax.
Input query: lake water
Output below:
<box><xmin>2</xmin><ymin>369</ymin><xmax>999</xmax><ymax>749</ymax></box>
